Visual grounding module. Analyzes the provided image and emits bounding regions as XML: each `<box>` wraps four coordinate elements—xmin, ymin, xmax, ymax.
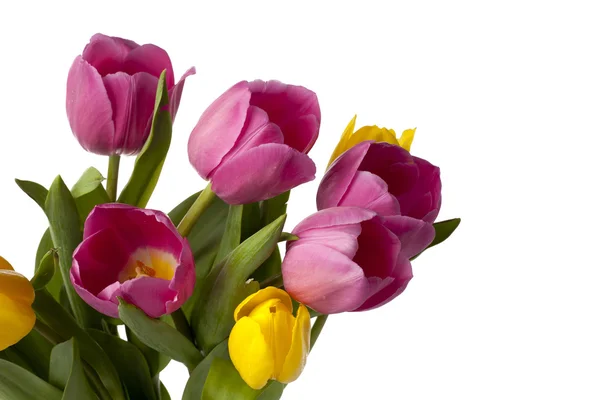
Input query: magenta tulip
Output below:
<box><xmin>317</xmin><ymin>141</ymin><xmax>442</xmax><ymax>223</ymax></box>
<box><xmin>70</xmin><ymin>204</ymin><xmax>195</xmax><ymax>318</ymax></box>
<box><xmin>281</xmin><ymin>207</ymin><xmax>426</xmax><ymax>314</ymax></box>
<box><xmin>66</xmin><ymin>33</ymin><xmax>195</xmax><ymax>155</ymax></box>
<box><xmin>188</xmin><ymin>80</ymin><xmax>320</xmax><ymax>204</ymax></box>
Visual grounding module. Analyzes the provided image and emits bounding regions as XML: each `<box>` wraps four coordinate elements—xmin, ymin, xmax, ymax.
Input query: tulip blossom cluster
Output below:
<box><xmin>0</xmin><ymin>32</ymin><xmax>459</xmax><ymax>400</ymax></box>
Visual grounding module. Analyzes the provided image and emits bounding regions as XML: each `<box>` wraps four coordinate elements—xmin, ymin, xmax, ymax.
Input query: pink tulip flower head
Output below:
<box><xmin>282</xmin><ymin>207</ymin><xmax>423</xmax><ymax>314</ymax></box>
<box><xmin>66</xmin><ymin>33</ymin><xmax>195</xmax><ymax>155</ymax></box>
<box><xmin>317</xmin><ymin>141</ymin><xmax>442</xmax><ymax>223</ymax></box>
<box><xmin>188</xmin><ymin>80</ymin><xmax>320</xmax><ymax>204</ymax></box>
<box><xmin>71</xmin><ymin>204</ymin><xmax>195</xmax><ymax>318</ymax></box>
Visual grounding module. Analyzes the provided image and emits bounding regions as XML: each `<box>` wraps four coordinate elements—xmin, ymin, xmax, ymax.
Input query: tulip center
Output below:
<box><xmin>119</xmin><ymin>248</ymin><xmax>177</xmax><ymax>283</ymax></box>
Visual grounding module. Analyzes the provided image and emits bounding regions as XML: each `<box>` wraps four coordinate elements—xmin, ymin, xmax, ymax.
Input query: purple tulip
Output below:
<box><xmin>281</xmin><ymin>207</ymin><xmax>424</xmax><ymax>314</ymax></box>
<box><xmin>188</xmin><ymin>80</ymin><xmax>320</xmax><ymax>204</ymax></box>
<box><xmin>66</xmin><ymin>33</ymin><xmax>195</xmax><ymax>155</ymax></box>
<box><xmin>317</xmin><ymin>141</ymin><xmax>442</xmax><ymax>223</ymax></box>
<box><xmin>70</xmin><ymin>204</ymin><xmax>195</xmax><ymax>318</ymax></box>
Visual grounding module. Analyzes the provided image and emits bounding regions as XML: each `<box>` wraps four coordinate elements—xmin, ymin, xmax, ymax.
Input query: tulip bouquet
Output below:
<box><xmin>0</xmin><ymin>33</ymin><xmax>460</xmax><ymax>400</ymax></box>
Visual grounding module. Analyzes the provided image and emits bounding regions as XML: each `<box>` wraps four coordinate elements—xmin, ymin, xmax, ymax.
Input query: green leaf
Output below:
<box><xmin>0</xmin><ymin>359</ymin><xmax>62</xmax><ymax>400</ymax></box>
<box><xmin>0</xmin><ymin>348</ymin><xmax>34</xmax><ymax>374</ymax></box>
<box><xmin>31</xmin><ymin>249</ymin><xmax>56</xmax><ymax>290</ymax></box>
<box><xmin>118</xmin><ymin>70</ymin><xmax>172</xmax><ymax>207</ymax></box>
<box><xmin>241</xmin><ymin>202</ymin><xmax>262</xmax><ymax>242</ymax></box>
<box><xmin>33</xmin><ymin>290</ymin><xmax>125</xmax><ymax>400</ymax></box>
<box><xmin>35</xmin><ymin>228</ymin><xmax>53</xmax><ymax>270</ymax></box>
<box><xmin>50</xmin><ymin>339</ymin><xmax>94</xmax><ymax>398</ymax></box>
<box><xmin>118</xmin><ymin>300</ymin><xmax>203</xmax><ymax>370</ymax></box>
<box><xmin>261</xmin><ymin>191</ymin><xmax>290</xmax><ymax>226</ymax></box>
<box><xmin>15</xmin><ymin>179</ymin><xmax>48</xmax><ymax>210</ymax></box>
<box><xmin>214</xmin><ymin>205</ymin><xmax>244</xmax><ymax>266</ymax></box>
<box><xmin>193</xmin><ymin>215</ymin><xmax>286</xmax><ymax>352</ymax></box>
<box><xmin>160</xmin><ymin>382</ymin><xmax>171</xmax><ymax>400</ymax></box>
<box><xmin>13</xmin><ymin>329</ymin><xmax>53</xmax><ymax>380</ymax></box>
<box><xmin>256</xmin><ymin>383</ymin><xmax>285</xmax><ymax>400</ymax></box>
<box><xmin>201</xmin><ymin>357</ymin><xmax>258</xmax><ymax>400</ymax></box>
<box><xmin>182</xmin><ymin>340</ymin><xmax>229</xmax><ymax>400</ymax></box>
<box><xmin>169</xmin><ymin>192</ymin><xmax>230</xmax><ymax>317</ymax></box>
<box><xmin>126</xmin><ymin>328</ymin><xmax>170</xmax><ymax>378</ymax></box>
<box><xmin>71</xmin><ymin>167</ymin><xmax>110</xmax><ymax>222</ymax></box>
<box><xmin>89</xmin><ymin>330</ymin><xmax>157</xmax><ymax>400</ymax></box>
<box><xmin>45</xmin><ymin>176</ymin><xmax>100</xmax><ymax>329</ymax></box>
<box><xmin>412</xmin><ymin>218</ymin><xmax>461</xmax><ymax>260</ymax></box>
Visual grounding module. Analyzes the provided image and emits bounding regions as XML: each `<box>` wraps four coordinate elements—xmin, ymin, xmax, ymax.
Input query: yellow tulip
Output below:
<box><xmin>0</xmin><ymin>256</ymin><xmax>36</xmax><ymax>351</ymax></box>
<box><xmin>229</xmin><ymin>287</ymin><xmax>311</xmax><ymax>390</ymax></box>
<box><xmin>328</xmin><ymin>115</ymin><xmax>416</xmax><ymax>166</ymax></box>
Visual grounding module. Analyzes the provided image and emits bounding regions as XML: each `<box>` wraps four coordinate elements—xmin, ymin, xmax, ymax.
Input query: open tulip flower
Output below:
<box><xmin>70</xmin><ymin>204</ymin><xmax>195</xmax><ymax>318</ymax></box>
<box><xmin>282</xmin><ymin>207</ymin><xmax>427</xmax><ymax>314</ymax></box>
<box><xmin>66</xmin><ymin>33</ymin><xmax>195</xmax><ymax>155</ymax></box>
<box><xmin>318</xmin><ymin>137</ymin><xmax>442</xmax><ymax>224</ymax></box>
<box><xmin>188</xmin><ymin>80</ymin><xmax>320</xmax><ymax>204</ymax></box>
<box><xmin>0</xmin><ymin>256</ymin><xmax>35</xmax><ymax>351</ymax></box>
<box><xmin>229</xmin><ymin>287</ymin><xmax>311</xmax><ymax>390</ymax></box>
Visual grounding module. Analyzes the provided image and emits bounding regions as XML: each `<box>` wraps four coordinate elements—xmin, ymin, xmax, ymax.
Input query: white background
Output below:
<box><xmin>1</xmin><ymin>1</ymin><xmax>599</xmax><ymax>399</ymax></box>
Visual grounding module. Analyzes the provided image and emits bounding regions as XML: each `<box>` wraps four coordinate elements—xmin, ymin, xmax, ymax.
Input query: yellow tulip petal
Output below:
<box><xmin>0</xmin><ymin>256</ymin><xmax>13</xmax><ymax>271</ymax></box>
<box><xmin>0</xmin><ymin>270</ymin><xmax>35</xmax><ymax>305</ymax></box>
<box><xmin>234</xmin><ymin>287</ymin><xmax>292</xmax><ymax>321</ymax></box>
<box><xmin>0</xmin><ymin>293</ymin><xmax>36</xmax><ymax>351</ymax></box>
<box><xmin>327</xmin><ymin>115</ymin><xmax>358</xmax><ymax>166</ymax></box>
<box><xmin>277</xmin><ymin>304</ymin><xmax>311</xmax><ymax>383</ymax></box>
<box><xmin>398</xmin><ymin>128</ymin><xmax>416</xmax><ymax>152</ymax></box>
<box><xmin>349</xmin><ymin>125</ymin><xmax>399</xmax><ymax>149</ymax></box>
<box><xmin>229</xmin><ymin>316</ymin><xmax>275</xmax><ymax>390</ymax></box>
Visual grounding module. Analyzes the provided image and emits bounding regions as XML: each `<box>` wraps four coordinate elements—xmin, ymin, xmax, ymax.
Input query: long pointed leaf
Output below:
<box><xmin>0</xmin><ymin>359</ymin><xmax>62</xmax><ymax>400</ymax></box>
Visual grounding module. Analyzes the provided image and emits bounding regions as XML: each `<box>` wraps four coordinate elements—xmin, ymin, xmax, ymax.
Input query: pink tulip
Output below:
<box><xmin>318</xmin><ymin>141</ymin><xmax>442</xmax><ymax>222</ymax></box>
<box><xmin>188</xmin><ymin>80</ymin><xmax>320</xmax><ymax>204</ymax></box>
<box><xmin>281</xmin><ymin>207</ymin><xmax>420</xmax><ymax>314</ymax></box>
<box><xmin>70</xmin><ymin>204</ymin><xmax>195</xmax><ymax>318</ymax></box>
<box><xmin>66</xmin><ymin>33</ymin><xmax>195</xmax><ymax>155</ymax></box>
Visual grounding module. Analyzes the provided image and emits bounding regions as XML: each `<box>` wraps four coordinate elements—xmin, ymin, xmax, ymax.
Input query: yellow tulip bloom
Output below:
<box><xmin>328</xmin><ymin>115</ymin><xmax>416</xmax><ymax>166</ymax></box>
<box><xmin>229</xmin><ymin>287</ymin><xmax>311</xmax><ymax>390</ymax></box>
<box><xmin>0</xmin><ymin>256</ymin><xmax>36</xmax><ymax>351</ymax></box>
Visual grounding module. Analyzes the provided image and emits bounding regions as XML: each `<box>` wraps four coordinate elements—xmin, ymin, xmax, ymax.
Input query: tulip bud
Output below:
<box><xmin>229</xmin><ymin>287</ymin><xmax>310</xmax><ymax>390</ymax></box>
<box><xmin>282</xmin><ymin>207</ymin><xmax>431</xmax><ymax>314</ymax></box>
<box><xmin>70</xmin><ymin>204</ymin><xmax>195</xmax><ymax>318</ymax></box>
<box><xmin>0</xmin><ymin>256</ymin><xmax>35</xmax><ymax>351</ymax></box>
<box><xmin>318</xmin><ymin>138</ymin><xmax>442</xmax><ymax>224</ymax></box>
<box><xmin>328</xmin><ymin>115</ymin><xmax>416</xmax><ymax>166</ymax></box>
<box><xmin>188</xmin><ymin>80</ymin><xmax>320</xmax><ymax>204</ymax></box>
<box><xmin>66</xmin><ymin>33</ymin><xmax>195</xmax><ymax>155</ymax></box>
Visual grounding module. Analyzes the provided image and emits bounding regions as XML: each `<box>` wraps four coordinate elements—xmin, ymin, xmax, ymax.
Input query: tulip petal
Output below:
<box><xmin>211</xmin><ymin>143</ymin><xmax>316</xmax><ymax>204</ymax></box>
<box><xmin>0</xmin><ymin>256</ymin><xmax>12</xmax><ymax>271</ymax></box>
<box><xmin>353</xmin><ymin>219</ymin><xmax>401</xmax><ymax>280</ymax></box>
<box><xmin>168</xmin><ymin>67</ymin><xmax>196</xmax><ymax>122</ymax></box>
<box><xmin>120</xmin><ymin>277</ymin><xmax>177</xmax><ymax>318</ymax></box>
<box><xmin>396</xmin><ymin>156</ymin><xmax>442</xmax><ymax>223</ymax></box>
<box><xmin>165</xmin><ymin>240</ymin><xmax>196</xmax><ymax>315</ymax></box>
<box><xmin>347</xmin><ymin>125</ymin><xmax>399</xmax><ymax>149</ymax></box>
<box><xmin>292</xmin><ymin>206</ymin><xmax>376</xmax><ymax>236</ymax></box>
<box><xmin>229</xmin><ymin>317</ymin><xmax>275</xmax><ymax>390</ymax></box>
<box><xmin>248</xmin><ymin>80</ymin><xmax>321</xmax><ymax>153</ymax></box>
<box><xmin>0</xmin><ymin>294</ymin><xmax>36</xmax><ymax>351</ymax></box>
<box><xmin>317</xmin><ymin>142</ymin><xmax>371</xmax><ymax>210</ymax></box>
<box><xmin>278</xmin><ymin>304</ymin><xmax>310</xmax><ymax>383</ymax></box>
<box><xmin>291</xmin><ymin>224</ymin><xmax>360</xmax><ymax>259</ymax></box>
<box><xmin>356</xmin><ymin>253</ymin><xmax>413</xmax><ymax>311</ymax></box>
<box><xmin>103</xmin><ymin>72</ymin><xmax>158</xmax><ymax>155</ymax></box>
<box><xmin>235</xmin><ymin>287</ymin><xmax>293</xmax><ymax>321</ymax></box>
<box><xmin>123</xmin><ymin>44</ymin><xmax>175</xmax><ymax>88</ymax></box>
<box><xmin>359</xmin><ymin>142</ymin><xmax>419</xmax><ymax>197</ymax></box>
<box><xmin>82</xmin><ymin>34</ymin><xmax>138</xmax><ymax>76</ymax></box>
<box><xmin>338</xmin><ymin>170</ymin><xmax>401</xmax><ymax>216</ymax></box>
<box><xmin>188</xmin><ymin>81</ymin><xmax>252</xmax><ymax>178</ymax></box>
<box><xmin>282</xmin><ymin>243</ymin><xmax>369</xmax><ymax>314</ymax></box>
<box><xmin>71</xmin><ymin>266</ymin><xmax>120</xmax><ymax>318</ymax></box>
<box><xmin>383</xmin><ymin>216</ymin><xmax>435</xmax><ymax>259</ymax></box>
<box><xmin>66</xmin><ymin>56</ymin><xmax>115</xmax><ymax>155</ymax></box>
<box><xmin>328</xmin><ymin>115</ymin><xmax>357</xmax><ymax>166</ymax></box>
<box><xmin>0</xmin><ymin>270</ymin><xmax>35</xmax><ymax>306</ymax></box>
<box><xmin>398</xmin><ymin>128</ymin><xmax>416</xmax><ymax>152</ymax></box>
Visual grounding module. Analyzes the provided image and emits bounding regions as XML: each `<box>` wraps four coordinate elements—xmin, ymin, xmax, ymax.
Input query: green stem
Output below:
<box><xmin>106</xmin><ymin>155</ymin><xmax>121</xmax><ymax>202</ymax></box>
<box><xmin>170</xmin><ymin>308</ymin><xmax>195</xmax><ymax>346</ymax></box>
<box><xmin>84</xmin><ymin>363</ymin><xmax>112</xmax><ymax>400</ymax></box>
<box><xmin>310</xmin><ymin>315</ymin><xmax>328</xmax><ymax>350</ymax></box>
<box><xmin>177</xmin><ymin>183</ymin><xmax>217</xmax><ymax>237</ymax></box>
<box><xmin>33</xmin><ymin>319</ymin><xmax>62</xmax><ymax>345</ymax></box>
